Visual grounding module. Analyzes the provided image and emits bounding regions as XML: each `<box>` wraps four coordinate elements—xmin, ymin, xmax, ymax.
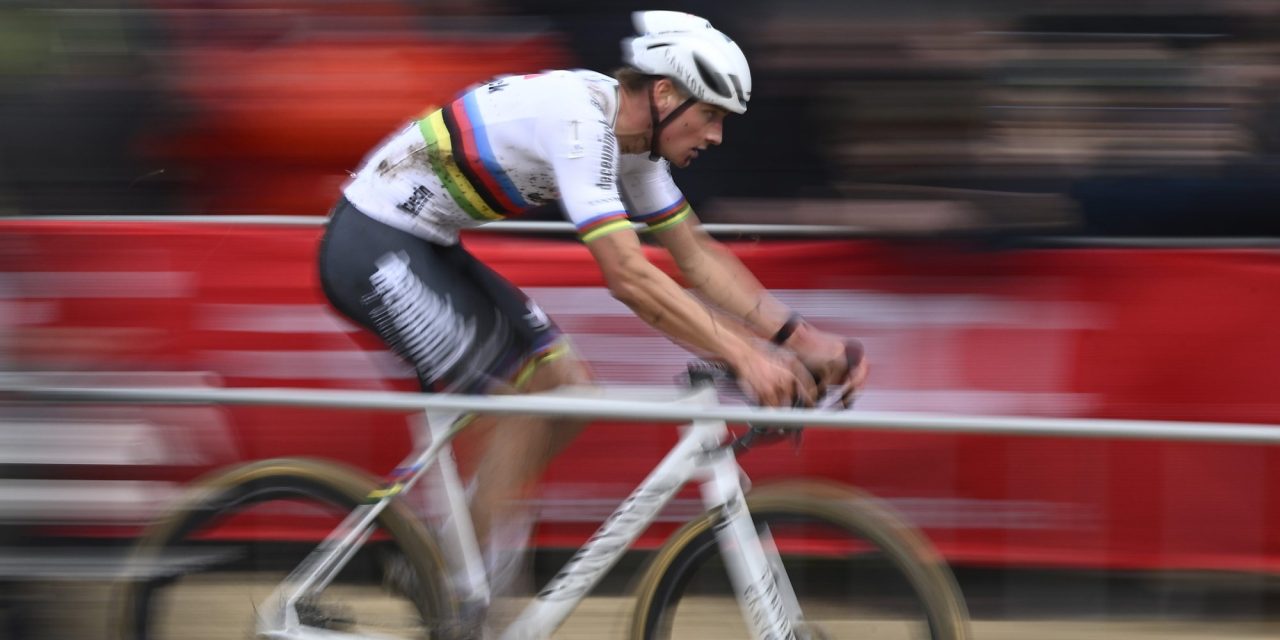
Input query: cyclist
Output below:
<box><xmin>318</xmin><ymin>9</ymin><xmax>868</xmax><ymax>602</ymax></box>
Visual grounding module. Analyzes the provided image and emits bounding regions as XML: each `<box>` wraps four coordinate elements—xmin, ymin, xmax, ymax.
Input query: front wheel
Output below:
<box><xmin>631</xmin><ymin>482</ymin><xmax>970</xmax><ymax>640</ymax></box>
<box><xmin>116</xmin><ymin>457</ymin><xmax>455</xmax><ymax>639</ymax></box>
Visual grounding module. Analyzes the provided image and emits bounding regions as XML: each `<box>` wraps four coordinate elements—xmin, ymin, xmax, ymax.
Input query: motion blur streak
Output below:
<box><xmin>4</xmin><ymin>1</ymin><xmax>1280</xmax><ymax>638</ymax></box>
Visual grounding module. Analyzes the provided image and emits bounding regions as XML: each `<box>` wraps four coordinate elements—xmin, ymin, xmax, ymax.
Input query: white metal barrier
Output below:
<box><xmin>4</xmin><ymin>215</ymin><xmax>870</xmax><ymax>238</ymax></box>
<box><xmin>4</xmin><ymin>380</ymin><xmax>1280</xmax><ymax>445</ymax></box>
<box><xmin>13</xmin><ymin>215</ymin><xmax>1280</xmax><ymax>247</ymax></box>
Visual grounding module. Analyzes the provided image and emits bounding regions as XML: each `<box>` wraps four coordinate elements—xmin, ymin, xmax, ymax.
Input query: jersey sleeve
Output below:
<box><xmin>536</xmin><ymin>85</ymin><xmax>631</xmax><ymax>243</ymax></box>
<box><xmin>618</xmin><ymin>155</ymin><xmax>692</xmax><ymax>234</ymax></box>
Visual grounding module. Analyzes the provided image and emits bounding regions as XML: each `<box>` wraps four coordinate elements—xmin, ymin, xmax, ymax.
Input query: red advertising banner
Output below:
<box><xmin>2</xmin><ymin>220</ymin><xmax>1278</xmax><ymax>573</ymax></box>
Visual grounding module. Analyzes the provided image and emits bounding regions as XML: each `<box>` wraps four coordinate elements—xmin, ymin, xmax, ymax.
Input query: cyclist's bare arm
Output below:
<box><xmin>651</xmin><ymin>212</ymin><xmax>791</xmax><ymax>336</ymax></box>
<box><xmin>586</xmin><ymin>228</ymin><xmax>810</xmax><ymax>407</ymax></box>
<box><xmin>652</xmin><ymin>213</ymin><xmax>869</xmax><ymax>393</ymax></box>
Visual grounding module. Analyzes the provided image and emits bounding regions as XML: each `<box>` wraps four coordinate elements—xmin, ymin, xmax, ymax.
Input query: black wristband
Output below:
<box><xmin>770</xmin><ymin>313</ymin><xmax>804</xmax><ymax>346</ymax></box>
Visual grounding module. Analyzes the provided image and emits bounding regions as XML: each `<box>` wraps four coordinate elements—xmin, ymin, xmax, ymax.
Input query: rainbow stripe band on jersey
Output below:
<box><xmin>577</xmin><ymin>211</ymin><xmax>632</xmax><ymax>243</ymax></box>
<box><xmin>633</xmin><ymin>198</ymin><xmax>692</xmax><ymax>233</ymax></box>
<box><xmin>419</xmin><ymin>96</ymin><xmax>542</xmax><ymax>223</ymax></box>
<box><xmin>443</xmin><ymin>95</ymin><xmax>533</xmax><ymax>215</ymax></box>
<box><xmin>418</xmin><ymin>111</ymin><xmax>504</xmax><ymax>222</ymax></box>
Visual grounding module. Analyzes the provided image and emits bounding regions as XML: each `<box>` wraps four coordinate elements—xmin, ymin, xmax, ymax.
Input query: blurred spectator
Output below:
<box><xmin>146</xmin><ymin>0</ymin><xmax>573</xmax><ymax>215</ymax></box>
<box><xmin>1057</xmin><ymin>5</ymin><xmax>1280</xmax><ymax>235</ymax></box>
<box><xmin>5</xmin><ymin>0</ymin><xmax>1280</xmax><ymax>235</ymax></box>
<box><xmin>0</xmin><ymin>1</ymin><xmax>178</xmax><ymax>216</ymax></box>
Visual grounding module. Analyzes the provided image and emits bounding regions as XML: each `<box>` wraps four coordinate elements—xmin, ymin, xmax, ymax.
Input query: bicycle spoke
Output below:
<box><xmin>634</xmin><ymin>493</ymin><xmax>969</xmax><ymax>640</ymax></box>
<box><xmin>119</xmin><ymin>459</ymin><xmax>450</xmax><ymax>640</ymax></box>
<box><xmin>670</xmin><ymin>520</ymin><xmax>936</xmax><ymax>638</ymax></box>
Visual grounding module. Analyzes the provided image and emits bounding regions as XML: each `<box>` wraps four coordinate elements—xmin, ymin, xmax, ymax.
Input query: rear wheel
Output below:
<box><xmin>116</xmin><ymin>457</ymin><xmax>454</xmax><ymax>639</ymax></box>
<box><xmin>631</xmin><ymin>482</ymin><xmax>969</xmax><ymax>640</ymax></box>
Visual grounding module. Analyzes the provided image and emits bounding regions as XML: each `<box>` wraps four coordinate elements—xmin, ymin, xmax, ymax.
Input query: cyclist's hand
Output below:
<box><xmin>734</xmin><ymin>348</ymin><xmax>816</xmax><ymax>408</ymax></box>
<box><xmin>789</xmin><ymin>329</ymin><xmax>868</xmax><ymax>407</ymax></box>
<box><xmin>839</xmin><ymin>353</ymin><xmax>870</xmax><ymax>407</ymax></box>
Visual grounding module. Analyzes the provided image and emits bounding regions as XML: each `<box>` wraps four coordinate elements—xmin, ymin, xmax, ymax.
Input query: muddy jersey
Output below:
<box><xmin>342</xmin><ymin>69</ymin><xmax>692</xmax><ymax>245</ymax></box>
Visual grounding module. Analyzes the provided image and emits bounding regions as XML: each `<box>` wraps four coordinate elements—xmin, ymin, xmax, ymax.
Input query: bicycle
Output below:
<box><xmin>116</xmin><ymin>352</ymin><xmax>971</xmax><ymax>640</ymax></box>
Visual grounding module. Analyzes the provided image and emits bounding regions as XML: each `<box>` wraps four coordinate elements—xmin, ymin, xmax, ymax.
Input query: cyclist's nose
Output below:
<box><xmin>706</xmin><ymin>122</ymin><xmax>723</xmax><ymax>146</ymax></box>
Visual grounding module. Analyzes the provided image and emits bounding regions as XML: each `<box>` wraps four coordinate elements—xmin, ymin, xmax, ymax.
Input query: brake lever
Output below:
<box><xmin>685</xmin><ymin>359</ymin><xmax>735</xmax><ymax>390</ymax></box>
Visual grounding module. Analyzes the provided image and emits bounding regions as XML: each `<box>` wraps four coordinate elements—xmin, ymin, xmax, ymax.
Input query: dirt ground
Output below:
<box><xmin>17</xmin><ymin>573</ymin><xmax>1280</xmax><ymax>640</ymax></box>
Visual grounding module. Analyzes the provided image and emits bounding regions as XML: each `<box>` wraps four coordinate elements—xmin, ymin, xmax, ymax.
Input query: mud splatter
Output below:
<box><xmin>526</xmin><ymin>172</ymin><xmax>560</xmax><ymax>202</ymax></box>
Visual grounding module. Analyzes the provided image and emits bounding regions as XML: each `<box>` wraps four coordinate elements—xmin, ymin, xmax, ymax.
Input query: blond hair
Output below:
<box><xmin>613</xmin><ymin>66</ymin><xmax>690</xmax><ymax>99</ymax></box>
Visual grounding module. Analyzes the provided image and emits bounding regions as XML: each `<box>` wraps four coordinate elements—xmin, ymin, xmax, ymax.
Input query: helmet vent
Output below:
<box><xmin>728</xmin><ymin>74</ymin><xmax>747</xmax><ymax>107</ymax></box>
<box><xmin>693</xmin><ymin>55</ymin><xmax>731</xmax><ymax>98</ymax></box>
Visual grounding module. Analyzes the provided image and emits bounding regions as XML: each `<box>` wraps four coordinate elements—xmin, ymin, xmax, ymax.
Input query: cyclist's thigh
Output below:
<box><xmin>522</xmin><ymin>349</ymin><xmax>592</xmax><ymax>393</ymax></box>
<box><xmin>446</xmin><ymin>240</ymin><xmax>594</xmax><ymax>392</ymax></box>
<box><xmin>318</xmin><ymin>198</ymin><xmax>546</xmax><ymax>393</ymax></box>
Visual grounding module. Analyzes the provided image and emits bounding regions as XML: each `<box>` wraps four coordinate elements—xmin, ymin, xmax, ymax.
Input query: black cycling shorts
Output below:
<box><xmin>318</xmin><ymin>197</ymin><xmax>564</xmax><ymax>393</ymax></box>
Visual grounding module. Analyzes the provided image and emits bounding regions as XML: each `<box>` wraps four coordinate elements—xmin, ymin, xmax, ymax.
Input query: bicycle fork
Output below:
<box><xmin>701</xmin><ymin>448</ymin><xmax>802</xmax><ymax>640</ymax></box>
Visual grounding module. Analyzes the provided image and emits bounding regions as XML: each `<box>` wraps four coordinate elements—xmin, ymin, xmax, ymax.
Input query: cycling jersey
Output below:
<box><xmin>320</xmin><ymin>196</ymin><xmax>565</xmax><ymax>394</ymax></box>
<box><xmin>342</xmin><ymin>69</ymin><xmax>692</xmax><ymax>245</ymax></box>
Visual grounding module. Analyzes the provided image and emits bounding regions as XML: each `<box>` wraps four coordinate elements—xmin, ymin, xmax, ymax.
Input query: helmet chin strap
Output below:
<box><xmin>648</xmin><ymin>82</ymin><xmax>698</xmax><ymax>161</ymax></box>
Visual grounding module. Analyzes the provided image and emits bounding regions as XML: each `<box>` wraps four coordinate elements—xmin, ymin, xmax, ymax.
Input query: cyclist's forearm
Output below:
<box><xmin>607</xmin><ymin>258</ymin><xmax>756</xmax><ymax>367</ymax></box>
<box><xmin>674</xmin><ymin>235</ymin><xmax>792</xmax><ymax>338</ymax></box>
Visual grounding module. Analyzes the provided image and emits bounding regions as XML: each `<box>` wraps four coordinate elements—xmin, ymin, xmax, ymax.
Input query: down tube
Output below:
<box><xmin>501</xmin><ymin>419</ymin><xmax>729</xmax><ymax>640</ymax></box>
<box><xmin>703</xmin><ymin>447</ymin><xmax>798</xmax><ymax>640</ymax></box>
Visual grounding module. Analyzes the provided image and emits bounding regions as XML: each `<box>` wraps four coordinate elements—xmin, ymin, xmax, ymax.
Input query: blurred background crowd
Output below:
<box><xmin>5</xmin><ymin>0</ymin><xmax>1280</xmax><ymax>236</ymax></box>
<box><xmin>5</xmin><ymin>3</ymin><xmax>1280</xmax><ymax>638</ymax></box>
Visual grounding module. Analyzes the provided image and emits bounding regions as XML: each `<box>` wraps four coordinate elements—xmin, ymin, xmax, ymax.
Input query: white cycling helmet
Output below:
<box><xmin>623</xmin><ymin>11</ymin><xmax>752</xmax><ymax>115</ymax></box>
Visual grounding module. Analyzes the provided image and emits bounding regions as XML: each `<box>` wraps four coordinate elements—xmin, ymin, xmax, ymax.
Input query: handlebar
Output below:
<box><xmin>685</xmin><ymin>339</ymin><xmax>864</xmax><ymax>401</ymax></box>
<box><xmin>683</xmin><ymin>339</ymin><xmax>865</xmax><ymax>454</ymax></box>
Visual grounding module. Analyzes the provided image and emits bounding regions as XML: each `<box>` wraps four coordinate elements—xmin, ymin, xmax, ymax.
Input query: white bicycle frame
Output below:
<box><xmin>255</xmin><ymin>383</ymin><xmax>802</xmax><ymax>640</ymax></box>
